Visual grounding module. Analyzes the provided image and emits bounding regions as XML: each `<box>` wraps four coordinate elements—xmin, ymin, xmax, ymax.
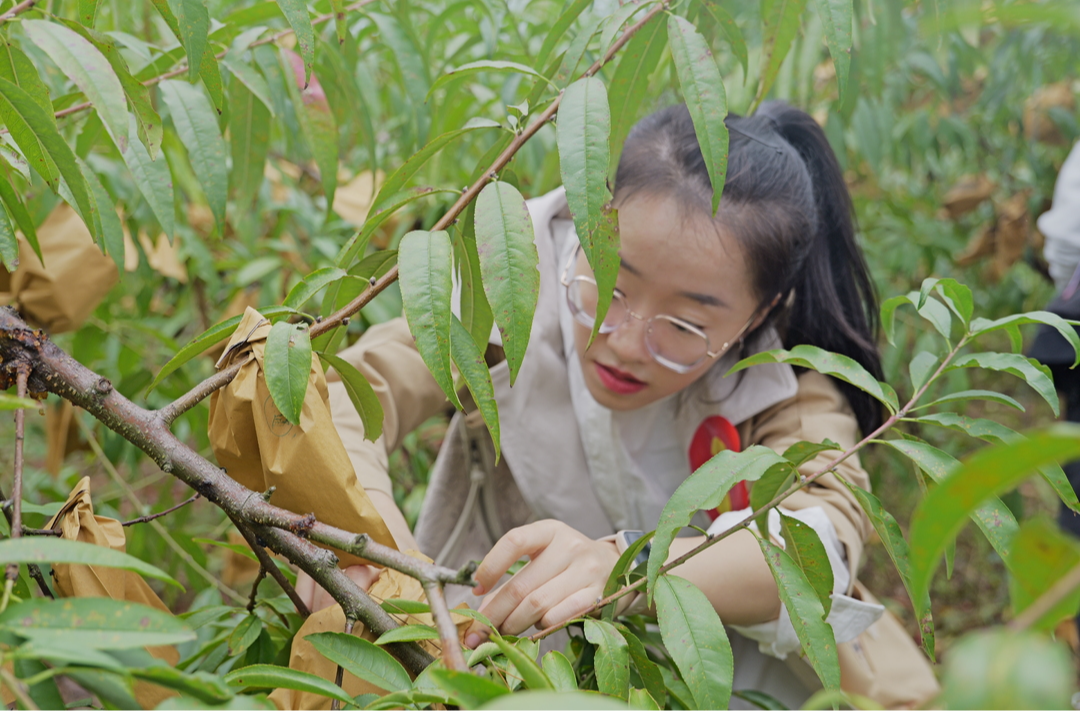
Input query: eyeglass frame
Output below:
<box><xmin>559</xmin><ymin>244</ymin><xmax>768</xmax><ymax>374</ymax></box>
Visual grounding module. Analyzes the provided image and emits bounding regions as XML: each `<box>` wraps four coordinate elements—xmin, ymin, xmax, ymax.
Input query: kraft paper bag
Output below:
<box><xmin>0</xmin><ymin>203</ymin><xmax>118</xmax><ymax>333</ymax></box>
<box><xmin>45</xmin><ymin>477</ymin><xmax>180</xmax><ymax>708</ymax></box>
<box><xmin>270</xmin><ymin>551</ymin><xmax>471</xmax><ymax>711</ymax></box>
<box><xmin>208</xmin><ymin>307</ymin><xmax>396</xmax><ymax>567</ymax></box>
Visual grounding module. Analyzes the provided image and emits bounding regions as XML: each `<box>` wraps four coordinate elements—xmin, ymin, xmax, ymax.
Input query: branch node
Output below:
<box><xmin>368</xmin><ymin>276</ymin><xmax>376</xmax><ymax>286</ymax></box>
<box><xmin>261</xmin><ymin>486</ymin><xmax>277</xmax><ymax>502</ymax></box>
<box><xmin>95</xmin><ymin>377</ymin><xmax>112</xmax><ymax>394</ymax></box>
<box><xmin>289</xmin><ymin>512</ymin><xmax>317</xmax><ymax>537</ymax></box>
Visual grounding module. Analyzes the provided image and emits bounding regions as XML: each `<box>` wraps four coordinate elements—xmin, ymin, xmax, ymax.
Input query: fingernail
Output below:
<box><xmin>465</xmin><ymin>633</ymin><xmax>481</xmax><ymax>649</ymax></box>
<box><xmin>472</xmin><ymin>585</ymin><xmax>485</xmax><ymax>596</ymax></box>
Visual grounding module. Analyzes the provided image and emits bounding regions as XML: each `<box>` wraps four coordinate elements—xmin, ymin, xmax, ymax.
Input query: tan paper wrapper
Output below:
<box><xmin>0</xmin><ymin>203</ymin><xmax>118</xmax><ymax>333</ymax></box>
<box><xmin>269</xmin><ymin>551</ymin><xmax>471</xmax><ymax>711</ymax></box>
<box><xmin>208</xmin><ymin>307</ymin><xmax>396</xmax><ymax>567</ymax></box>
<box><xmin>44</xmin><ymin>477</ymin><xmax>180</xmax><ymax>708</ymax></box>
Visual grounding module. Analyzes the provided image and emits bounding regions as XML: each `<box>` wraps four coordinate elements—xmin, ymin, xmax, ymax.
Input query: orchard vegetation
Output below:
<box><xmin>0</xmin><ymin>0</ymin><xmax>1079</xmax><ymax>708</ymax></box>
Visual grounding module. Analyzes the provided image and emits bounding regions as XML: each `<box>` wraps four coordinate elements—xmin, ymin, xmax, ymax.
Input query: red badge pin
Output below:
<box><xmin>689</xmin><ymin>415</ymin><xmax>747</xmax><ymax>520</ymax></box>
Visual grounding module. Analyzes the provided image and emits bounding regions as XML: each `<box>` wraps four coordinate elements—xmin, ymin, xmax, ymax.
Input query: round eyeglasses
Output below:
<box><xmin>560</xmin><ymin>248</ymin><xmax>759</xmax><ymax>374</ymax></box>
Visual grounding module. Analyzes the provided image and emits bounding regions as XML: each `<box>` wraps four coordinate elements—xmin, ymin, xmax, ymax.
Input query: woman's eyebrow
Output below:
<box><xmin>679</xmin><ymin>290</ymin><xmax>727</xmax><ymax>307</ymax></box>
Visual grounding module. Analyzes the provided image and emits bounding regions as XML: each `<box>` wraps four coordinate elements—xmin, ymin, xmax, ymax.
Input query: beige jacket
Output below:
<box><xmin>326</xmin><ymin>189</ymin><xmax>940</xmax><ymax>708</ymax></box>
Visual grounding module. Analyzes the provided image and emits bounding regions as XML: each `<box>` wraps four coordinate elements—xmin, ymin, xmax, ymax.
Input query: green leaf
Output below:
<box><xmin>275</xmin><ymin>0</ymin><xmax>314</xmax><ymax>86</ymax></box>
<box><xmin>882</xmin><ymin>438</ymin><xmax>1019</xmax><ymax>565</ymax></box>
<box><xmin>474</xmin><ymin>180</ymin><xmax>539</xmax><ymax>385</ymax></box>
<box><xmin>228</xmin><ymin>76</ymin><xmax>271</xmax><ymax>209</ymax></box>
<box><xmin>399</xmin><ymin>229</ymin><xmax>462</xmax><ymax>410</ymax></box>
<box><xmin>759</xmin><ymin>539</ymin><xmax>841</xmax><ymax>691</ymax></box>
<box><xmin>225</xmin><ymin>664</ymin><xmax>353</xmax><ymax>705</ymax></box>
<box><xmin>558</xmin><ymin>76</ymin><xmax>618</xmax><ymax>334</ymax></box>
<box><xmin>159</xmin><ymin>79</ymin><xmax>227</xmax><ymax>233</ymax></box>
<box><xmin>147</xmin><ymin>306</ymin><xmax>296</xmax><ymax>392</ymax></box>
<box><xmin>120</xmin><ymin>114</ymin><xmax>175</xmax><ymax>239</ymax></box>
<box><xmin>910</xmin><ymin>412</ymin><xmax>1017</xmax><ymax>446</ymax></box>
<box><xmin>918</xmin><ymin>389</ymin><xmax>1025</xmax><ymax>412</ymax></box>
<box><xmin>948</xmin><ymin>352</ymin><xmax>1059</xmax><ymax>417</ymax></box>
<box><xmin>668</xmin><ymin>14</ymin><xmax>728</xmax><ymax>215</ymax></box>
<box><xmin>13</xmin><ymin>658</ymin><xmax>66</xmax><ymax>710</ymax></box>
<box><xmin>491</xmin><ymin>634</ymin><xmax>552</xmax><ymax>690</ymax></box>
<box><xmin>649</xmin><ymin>446</ymin><xmax>788</xmax><ymax>601</ymax></box>
<box><xmin>749</xmin><ymin>461</ymin><xmax>797</xmax><ymax>535</ymax></box>
<box><xmin>0</xmin><ymin>201</ymin><xmax>17</xmax><ymax>270</ymax></box>
<box><xmin>0</xmin><ymin>392</ymin><xmax>39</xmax><ymax>410</ymax></box>
<box><xmin>454</xmin><ymin>201</ymin><xmax>495</xmax><ymax>350</ymax></box>
<box><xmin>366</xmin><ymin>12</ymin><xmax>430</xmax><ymax>143</ymax></box>
<box><xmin>841</xmin><ymin>480</ymin><xmax>934</xmax><ymax>658</ymax></box>
<box><xmin>428</xmin><ymin>60</ymin><xmax>551</xmax><ymax>100</ymax></box>
<box><xmin>305</xmin><ymin>631</ymin><xmax>412</xmax><ymax>693</ymax></box>
<box><xmin>629</xmin><ymin>688</ymin><xmax>660</xmax><ymax>710</ymax></box>
<box><xmin>812</xmin><ymin>0</ymin><xmax>852</xmax><ymax>101</ymax></box>
<box><xmin>755</xmin><ymin>0</ymin><xmax>809</xmax><ymax>107</ymax></box>
<box><xmin>731</xmin><ymin>689</ymin><xmax>789</xmax><ymax>710</ymax></box>
<box><xmin>23</xmin><ymin>20</ymin><xmax>129</xmax><ymax>153</ymax></box>
<box><xmin>162</xmin><ymin>0</ymin><xmax>209</xmax><ymax>79</ymax></box>
<box><xmin>608</xmin><ymin>13</ymin><xmax>667</xmax><ymax>171</ymax></box>
<box><xmin>366</xmin><ymin>690</ymin><xmax>454</xmax><ymax>710</ymax></box>
<box><xmin>336</xmin><ymin>187</ymin><xmax>457</xmax><ymax>269</ymax></box>
<box><xmin>130</xmin><ymin>665</ymin><xmax>235</xmax><ymax>704</ymax></box>
<box><xmin>599</xmin><ymin>2</ymin><xmax>647</xmax><ymax>55</ymax></box>
<box><xmin>535</xmin><ymin>0</ymin><xmax>591</xmax><ymax>69</ymax></box>
<box><xmin>264</xmin><ymin>321</ymin><xmax>312</xmax><ymax>426</ymax></box>
<box><xmin>0</xmin><ymin>38</ymin><xmax>55</xmax><ymax>124</ymax></box>
<box><xmin>730</xmin><ymin>345</ymin><xmax>899</xmax><ymax>413</ymax></box>
<box><xmin>542</xmin><ymin>651</ymin><xmax>578</xmax><ymax>693</ymax></box>
<box><xmin>908</xmin><ymin>426</ymin><xmax>1080</xmax><ymax>613</ymax></box>
<box><xmin>228</xmin><ymin>615</ymin><xmax>263</xmax><ymax>656</ymax></box>
<box><xmin>450</xmin><ymin>316</ymin><xmax>500</xmax><ymax>457</ymax></box>
<box><xmin>81</xmin><ymin>157</ymin><xmax>124</xmax><ymax>268</ymax></box>
<box><xmin>317</xmin><ymin>351</ymin><xmax>384</xmax><ymax>442</ymax></box>
<box><xmin>972</xmin><ymin>311</ymin><xmax>1080</xmax><ymax>368</ymax></box>
<box><xmin>0</xmin><ymin>78</ymin><xmax>95</xmax><ymax>238</ymax></box>
<box><xmin>369</xmin><ymin>118</ymin><xmax>498</xmax><ymax>216</ymax></box>
<box><xmin>615</xmin><ymin>623</ymin><xmax>666</xmax><ymax>705</ymax></box>
<box><xmin>0</xmin><ymin>160</ymin><xmax>40</xmax><ymax>263</ymax></box>
<box><xmin>700</xmin><ymin>1</ymin><xmax>748</xmax><ymax>81</ymax></box>
<box><xmin>379</xmin><ymin>598</ymin><xmax>430</xmax><ymax>615</ymax></box>
<box><xmin>908</xmin><ymin>351</ymin><xmax>939</xmax><ymax>393</ymax></box>
<box><xmin>428</xmin><ymin>668</ymin><xmax>509</xmax><ymax>707</ymax></box>
<box><xmin>63</xmin><ymin>669</ymin><xmax>138</xmax><ymax>709</ymax></box>
<box><xmin>601</xmin><ymin>531</ymin><xmax>653</xmax><ymax>622</ymax></box>
<box><xmin>654</xmin><ymin>575</ymin><xmax>733</xmax><ymax>709</ymax></box>
<box><xmin>553</xmin><ymin>13</ymin><xmax>604</xmax><ymax>86</ymax></box>
<box><xmin>934</xmin><ymin>278</ymin><xmax>974</xmax><ymax>327</ymax></box>
<box><xmin>280</xmin><ymin>48</ymin><xmax>337</xmax><ymax>209</ymax></box>
<box><xmin>222</xmin><ymin>56</ymin><xmax>275</xmax><ymax>114</ymax></box>
<box><xmin>1006</xmin><ymin>517</ymin><xmax>1080</xmax><ymax>632</ymax></box>
<box><xmin>373</xmin><ymin>624</ymin><xmax>440</xmax><ymax>645</ymax></box>
<box><xmin>779</xmin><ymin>513</ymin><xmax>834</xmax><ymax>616</ymax></box>
<box><xmin>284</xmin><ymin>267</ymin><xmax>346</xmax><ymax>310</ymax></box>
<box><xmin>0</xmin><ymin>597</ymin><xmax>195</xmax><ymax>650</ymax></box>
<box><xmin>781</xmin><ymin>440</ymin><xmax>841</xmax><ymax>468</ymax></box>
<box><xmin>879</xmin><ymin>295</ymin><xmax>906</xmax><ymax>346</ymax></box>
<box><xmin>0</xmin><ymin>537</ymin><xmax>180</xmax><ymax>587</ymax></box>
<box><xmin>478</xmin><ymin>690</ymin><xmax>628</xmax><ymax>709</ymax></box>
<box><xmin>584</xmin><ymin>619</ymin><xmax>630</xmax><ymax>700</ymax></box>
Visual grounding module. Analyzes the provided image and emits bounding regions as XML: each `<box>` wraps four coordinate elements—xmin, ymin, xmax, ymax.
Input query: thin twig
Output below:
<box><xmin>75</xmin><ymin>417</ymin><xmax>248</xmax><ymax>605</ymax></box>
<box><xmin>159</xmin><ymin>362</ymin><xmax>243</xmax><ymax>426</ymax></box>
<box><xmin>231</xmin><ymin>515</ymin><xmax>312</xmax><ymax>618</ymax></box>
<box><xmin>26</xmin><ymin>563</ymin><xmax>53</xmax><ymax>599</ymax></box>
<box><xmin>423</xmin><ymin>581</ymin><xmax>466</xmax><ymax>671</ymax></box>
<box><xmin>247</xmin><ymin>566</ymin><xmax>267</xmax><ymax>614</ymax></box>
<box><xmin>1009</xmin><ymin>560</ymin><xmax>1080</xmax><ymax>632</ymax></box>
<box><xmin>330</xmin><ymin>618</ymin><xmax>356</xmax><ymax>710</ymax></box>
<box><xmin>0</xmin><ymin>0</ymin><xmax>37</xmax><ymax>25</ymax></box>
<box><xmin>347</xmin><ymin>534</ymin><xmax>476</xmax><ymax>586</ymax></box>
<box><xmin>5</xmin><ymin>366</ymin><xmax>29</xmax><ymax>585</ymax></box>
<box><xmin>0</xmin><ymin>662</ymin><xmax>38</xmax><ymax>710</ymax></box>
<box><xmin>121</xmin><ymin>493</ymin><xmax>200</xmax><ymax>526</ymax></box>
<box><xmin>20</xmin><ymin>527</ymin><xmax>61</xmax><ymax>536</ymax></box>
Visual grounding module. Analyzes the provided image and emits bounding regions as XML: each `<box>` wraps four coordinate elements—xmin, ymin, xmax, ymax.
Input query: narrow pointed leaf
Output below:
<box><xmin>228</xmin><ymin>615</ymin><xmax>262</xmax><ymax>656</ymax></box>
<box><xmin>701</xmin><ymin>1</ymin><xmax>748</xmax><ymax>81</ymax></box>
<box><xmin>450</xmin><ymin>316</ymin><xmax>500</xmax><ymax>458</ymax></box>
<box><xmin>79</xmin><ymin>0</ymin><xmax>100</xmax><ymax>26</ymax></box>
<box><xmin>160</xmin><ymin>79</ymin><xmax>227</xmax><ymax>232</ymax></box>
<box><xmin>558</xmin><ymin>77</ymin><xmax>618</xmax><ymax>333</ymax></box>
<box><xmin>336</xmin><ymin>187</ymin><xmax>458</xmax><ymax>269</ymax></box>
<box><xmin>908</xmin><ymin>351</ymin><xmax>939</xmax><ymax>393</ymax></box>
<box><xmin>535</xmin><ymin>0</ymin><xmax>591</xmax><ymax>69</ymax></box>
<box><xmin>779</xmin><ymin>513</ymin><xmax>834</xmax><ymax>616</ymax></box>
<box><xmin>948</xmin><ymin>352</ymin><xmax>1059</xmax><ymax>416</ymax></box>
<box><xmin>281</xmin><ymin>48</ymin><xmax>337</xmax><ymax>208</ymax></box>
<box><xmin>759</xmin><ymin>539</ymin><xmax>841</xmax><ymax>690</ymax></box>
<box><xmin>455</xmin><ymin>202</ymin><xmax>495</xmax><ymax>350</ymax></box>
<box><xmin>264</xmin><ymin>321</ymin><xmax>312</xmax><ymax>426</ymax></box>
<box><xmin>668</xmin><ymin>14</ymin><xmax>728</xmax><ymax>214</ymax></box>
<box><xmin>0</xmin><ymin>201</ymin><xmax>18</xmax><ymax>270</ymax></box>
<box><xmin>225</xmin><ymin>664</ymin><xmax>354</xmax><ymax>705</ymax></box>
<box><xmin>373</xmin><ymin>624</ymin><xmax>440</xmax><ymax>645</ymax></box>
<box><xmin>0</xmin><ymin>38</ymin><xmax>54</xmax><ymax>122</ymax></box>
<box><xmin>907</xmin><ymin>426</ymin><xmax>1080</xmax><ymax>611</ymax></box>
<box><xmin>474</xmin><ymin>181</ymin><xmax>539</xmax><ymax>384</ymax></box>
<box><xmin>306</xmin><ymin>632</ymin><xmax>412</xmax><ymax>693</ymax></box>
<box><xmin>972</xmin><ymin>311</ymin><xmax>1080</xmax><ymax>368</ymax></box>
<box><xmin>649</xmin><ymin>446</ymin><xmax>788</xmax><ymax>601</ymax></box>
<box><xmin>756</xmin><ymin>0</ymin><xmax>809</xmax><ymax>107</ymax></box>
<box><xmin>168</xmin><ymin>0</ymin><xmax>210</xmax><ymax>80</ymax></box>
<box><xmin>428</xmin><ymin>668</ymin><xmax>509</xmax><ymax>707</ymax></box>
<box><xmin>812</xmin><ymin>0</ymin><xmax>852</xmax><ymax>101</ymax></box>
<box><xmin>428</xmin><ymin>60</ymin><xmax>550</xmax><ymax>100</ymax></box>
<box><xmin>284</xmin><ymin>267</ymin><xmax>346</xmax><ymax>310</ymax></box>
<box><xmin>228</xmin><ymin>77</ymin><xmax>270</xmax><ymax>209</ymax></box>
<box><xmin>399</xmin><ymin>229</ymin><xmax>462</xmax><ymax>410</ymax></box>
<box><xmin>616</xmin><ymin>624</ymin><xmax>667</xmax><ymax>704</ymax></box>
<box><xmin>608</xmin><ymin>13</ymin><xmax>667</xmax><ymax>169</ymax></box>
<box><xmin>318</xmin><ymin>350</ymin><xmax>384</xmax><ymax>442</ymax></box>
<box><xmin>491</xmin><ymin>634</ymin><xmax>551</xmax><ymax>690</ymax></box>
<box><xmin>276</xmin><ymin>0</ymin><xmax>315</xmax><ymax>85</ymax></box>
<box><xmin>121</xmin><ymin>115</ymin><xmax>175</xmax><ymax>238</ymax></box>
<box><xmin>23</xmin><ymin>20</ymin><xmax>129</xmax><ymax>152</ymax></box>
<box><xmin>81</xmin><ymin>158</ymin><xmax>124</xmax><ymax>268</ymax></box>
<box><xmin>730</xmin><ymin>345</ymin><xmax>899</xmax><ymax>412</ymax></box>
<box><xmin>655</xmin><ymin>575</ymin><xmax>733</xmax><ymax>709</ymax></box>
<box><xmin>919</xmin><ymin>389</ymin><xmax>1024</xmax><ymax>412</ymax></box>
<box><xmin>367</xmin><ymin>13</ymin><xmax>429</xmax><ymax>142</ymax></box>
<box><xmin>0</xmin><ymin>598</ymin><xmax>194</xmax><ymax>650</ymax></box>
<box><xmin>584</xmin><ymin>619</ymin><xmax>630</xmax><ymax>701</ymax></box>
<box><xmin>1007</xmin><ymin>518</ymin><xmax>1080</xmax><ymax>632</ymax></box>
<box><xmin>222</xmin><ymin>56</ymin><xmax>275</xmax><ymax>114</ymax></box>
<box><xmin>0</xmin><ymin>151</ymin><xmax>39</xmax><ymax>264</ymax></box>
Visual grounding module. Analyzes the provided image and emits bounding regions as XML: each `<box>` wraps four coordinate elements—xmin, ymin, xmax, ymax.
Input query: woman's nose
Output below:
<box><xmin>604</xmin><ymin>315</ymin><xmax>650</xmax><ymax>364</ymax></box>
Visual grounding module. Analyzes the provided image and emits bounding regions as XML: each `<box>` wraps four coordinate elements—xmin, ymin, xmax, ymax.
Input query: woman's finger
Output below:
<box><xmin>499</xmin><ymin>569</ymin><xmax>598</xmax><ymax>636</ymax></box>
<box><xmin>537</xmin><ymin>586</ymin><xmax>608</xmax><ymax>632</ymax></box>
<box><xmin>472</xmin><ymin>521</ymin><xmax>560</xmax><ymax>594</ymax></box>
<box><xmin>476</xmin><ymin>546</ymin><xmax>572</xmax><ymax>633</ymax></box>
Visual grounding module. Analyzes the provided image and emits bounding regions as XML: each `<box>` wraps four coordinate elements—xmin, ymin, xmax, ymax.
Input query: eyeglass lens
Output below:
<box><xmin>566</xmin><ymin>277</ymin><xmax>709</xmax><ymax>369</ymax></box>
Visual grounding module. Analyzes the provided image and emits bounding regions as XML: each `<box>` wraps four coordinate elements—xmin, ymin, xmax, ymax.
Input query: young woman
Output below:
<box><xmin>301</xmin><ymin>101</ymin><xmax>939</xmax><ymax>707</ymax></box>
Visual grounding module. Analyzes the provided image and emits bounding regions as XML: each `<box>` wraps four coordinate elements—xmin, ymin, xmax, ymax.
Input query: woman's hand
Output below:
<box><xmin>464</xmin><ymin>520</ymin><xmax>621</xmax><ymax>648</ymax></box>
<box><xmin>295</xmin><ymin>564</ymin><xmax>383</xmax><ymax>614</ymax></box>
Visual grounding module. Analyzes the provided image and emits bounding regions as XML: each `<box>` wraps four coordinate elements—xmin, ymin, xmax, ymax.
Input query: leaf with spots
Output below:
<box><xmin>608</xmin><ymin>12</ymin><xmax>667</xmax><ymax>172</ymax></box>
<box><xmin>812</xmin><ymin>0</ymin><xmax>852</xmax><ymax>102</ymax></box>
<box><xmin>655</xmin><ymin>575</ymin><xmax>733</xmax><ymax>710</ymax></box>
<box><xmin>0</xmin><ymin>37</ymin><xmax>54</xmax><ymax>123</ymax></box>
<box><xmin>0</xmin><ymin>597</ymin><xmax>194</xmax><ymax>650</ymax></box>
<box><xmin>759</xmin><ymin>539</ymin><xmax>841</xmax><ymax>691</ymax></box>
<box><xmin>584</xmin><ymin>619</ymin><xmax>630</xmax><ymax>701</ymax></box>
<box><xmin>474</xmin><ymin>180</ymin><xmax>538</xmax><ymax>385</ymax></box>
<box><xmin>779</xmin><ymin>513</ymin><xmax>834</xmax><ymax>616</ymax></box>
<box><xmin>225</xmin><ymin>664</ymin><xmax>354</xmax><ymax>706</ymax></box>
<box><xmin>159</xmin><ymin>79</ymin><xmax>227</xmax><ymax>233</ymax></box>
<box><xmin>948</xmin><ymin>352</ymin><xmax>1061</xmax><ymax>417</ymax></box>
<box><xmin>1007</xmin><ymin>518</ymin><xmax>1080</xmax><ymax>632</ymax></box>
<box><xmin>264</xmin><ymin>320</ymin><xmax>312</xmax><ymax>427</ymax></box>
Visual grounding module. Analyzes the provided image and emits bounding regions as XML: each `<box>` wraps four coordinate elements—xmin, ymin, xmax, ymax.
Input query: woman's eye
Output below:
<box><xmin>673</xmin><ymin>320</ymin><xmax>704</xmax><ymax>334</ymax></box>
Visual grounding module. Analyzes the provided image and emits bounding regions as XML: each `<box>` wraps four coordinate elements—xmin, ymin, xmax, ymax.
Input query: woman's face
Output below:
<box><xmin>572</xmin><ymin>193</ymin><xmax>762</xmax><ymax>411</ymax></box>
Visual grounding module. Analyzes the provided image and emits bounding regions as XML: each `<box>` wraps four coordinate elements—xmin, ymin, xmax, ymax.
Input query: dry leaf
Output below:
<box><xmin>1024</xmin><ymin>82</ymin><xmax>1075</xmax><ymax>146</ymax></box>
<box><xmin>942</xmin><ymin>174</ymin><xmax>995</xmax><ymax>220</ymax></box>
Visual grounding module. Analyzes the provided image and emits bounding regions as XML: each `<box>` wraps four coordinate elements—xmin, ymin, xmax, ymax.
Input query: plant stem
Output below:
<box><xmin>0</xmin><ymin>0</ymin><xmax>37</xmax><ymax>25</ymax></box>
<box><xmin>247</xmin><ymin>566</ymin><xmax>267</xmax><ymax>614</ymax></box>
<box><xmin>120</xmin><ymin>493</ymin><xmax>200</xmax><ymax>526</ymax></box>
<box><xmin>231</xmin><ymin>515</ymin><xmax>311</xmax><ymax>618</ymax></box>
<box><xmin>423</xmin><ymin>581</ymin><xmax>466</xmax><ymax>671</ymax></box>
<box><xmin>5</xmin><ymin>366</ymin><xmax>28</xmax><ymax>586</ymax></box>
<box><xmin>0</xmin><ymin>661</ymin><xmax>38</xmax><ymax>710</ymax></box>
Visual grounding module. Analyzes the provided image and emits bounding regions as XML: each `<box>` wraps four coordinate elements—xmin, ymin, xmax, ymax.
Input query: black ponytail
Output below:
<box><xmin>614</xmin><ymin>101</ymin><xmax>884</xmax><ymax>436</ymax></box>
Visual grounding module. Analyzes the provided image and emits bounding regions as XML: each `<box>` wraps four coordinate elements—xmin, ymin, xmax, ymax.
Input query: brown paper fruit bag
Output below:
<box><xmin>45</xmin><ymin>476</ymin><xmax>180</xmax><ymax>708</ymax></box>
<box><xmin>208</xmin><ymin>307</ymin><xmax>396</xmax><ymax>567</ymax></box>
<box><xmin>270</xmin><ymin>551</ymin><xmax>470</xmax><ymax>711</ymax></box>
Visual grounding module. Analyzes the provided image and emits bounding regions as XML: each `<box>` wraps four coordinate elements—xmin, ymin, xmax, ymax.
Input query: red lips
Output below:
<box><xmin>595</xmin><ymin>362</ymin><xmax>647</xmax><ymax>395</ymax></box>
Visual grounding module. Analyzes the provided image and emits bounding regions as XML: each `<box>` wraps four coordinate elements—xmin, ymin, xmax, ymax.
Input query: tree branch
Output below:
<box><xmin>422</xmin><ymin>581</ymin><xmax>466</xmax><ymax>671</ymax></box>
<box><xmin>230</xmin><ymin>514</ymin><xmax>311</xmax><ymax>619</ymax></box>
<box><xmin>121</xmin><ymin>493</ymin><xmax>200</xmax><ymax>526</ymax></box>
<box><xmin>0</xmin><ymin>0</ymin><xmax>37</xmax><ymax>25</ymax></box>
<box><xmin>159</xmin><ymin>362</ymin><xmax>242</xmax><ymax>426</ymax></box>
<box><xmin>5</xmin><ymin>366</ymin><xmax>29</xmax><ymax>586</ymax></box>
